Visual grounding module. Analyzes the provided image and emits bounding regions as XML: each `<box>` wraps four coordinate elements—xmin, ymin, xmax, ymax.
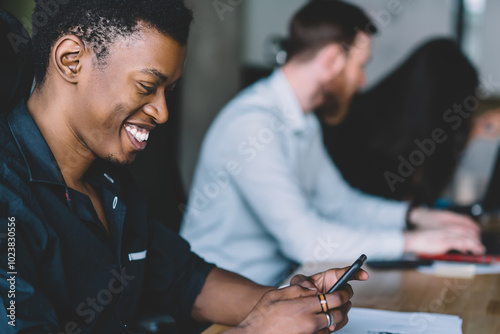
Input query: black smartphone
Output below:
<box><xmin>327</xmin><ymin>254</ymin><xmax>367</xmax><ymax>293</ymax></box>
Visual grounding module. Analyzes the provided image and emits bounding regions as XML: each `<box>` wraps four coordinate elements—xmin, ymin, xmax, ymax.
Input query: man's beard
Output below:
<box><xmin>106</xmin><ymin>153</ymin><xmax>132</xmax><ymax>167</ymax></box>
<box><xmin>316</xmin><ymin>91</ymin><xmax>350</xmax><ymax>126</ymax></box>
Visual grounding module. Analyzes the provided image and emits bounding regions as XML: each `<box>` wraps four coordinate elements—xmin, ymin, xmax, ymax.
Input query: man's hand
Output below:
<box><xmin>405</xmin><ymin>207</ymin><xmax>485</xmax><ymax>254</ymax></box>
<box><xmin>289</xmin><ymin>267</ymin><xmax>369</xmax><ymax>294</ymax></box>
<box><xmin>408</xmin><ymin>207</ymin><xmax>480</xmax><ymax>235</ymax></box>
<box><xmin>225</xmin><ymin>268</ymin><xmax>368</xmax><ymax>334</ymax></box>
<box><xmin>404</xmin><ymin>229</ymin><xmax>485</xmax><ymax>254</ymax></box>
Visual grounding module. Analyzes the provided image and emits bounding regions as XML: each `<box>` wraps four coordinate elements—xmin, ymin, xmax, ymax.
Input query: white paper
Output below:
<box><xmin>336</xmin><ymin>308</ymin><xmax>462</xmax><ymax>334</ymax></box>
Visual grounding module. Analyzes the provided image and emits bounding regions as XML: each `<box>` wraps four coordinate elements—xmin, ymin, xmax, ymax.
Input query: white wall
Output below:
<box><xmin>180</xmin><ymin>0</ymin><xmax>243</xmax><ymax>190</ymax></box>
<box><xmin>477</xmin><ymin>0</ymin><xmax>500</xmax><ymax>97</ymax></box>
<box><xmin>346</xmin><ymin>0</ymin><xmax>457</xmax><ymax>88</ymax></box>
<box><xmin>242</xmin><ymin>0</ymin><xmax>309</xmax><ymax>67</ymax></box>
<box><xmin>242</xmin><ymin>0</ymin><xmax>457</xmax><ymax>88</ymax></box>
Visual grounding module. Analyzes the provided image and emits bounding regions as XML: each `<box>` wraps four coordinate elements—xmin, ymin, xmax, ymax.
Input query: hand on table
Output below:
<box><xmin>408</xmin><ymin>207</ymin><xmax>480</xmax><ymax>234</ymax></box>
<box><xmin>405</xmin><ymin>207</ymin><xmax>485</xmax><ymax>254</ymax></box>
<box><xmin>227</xmin><ymin>267</ymin><xmax>368</xmax><ymax>334</ymax></box>
<box><xmin>404</xmin><ymin>228</ymin><xmax>485</xmax><ymax>254</ymax></box>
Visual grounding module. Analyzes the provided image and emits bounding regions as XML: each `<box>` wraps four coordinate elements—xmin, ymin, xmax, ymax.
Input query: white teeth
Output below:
<box><xmin>125</xmin><ymin>124</ymin><xmax>150</xmax><ymax>143</ymax></box>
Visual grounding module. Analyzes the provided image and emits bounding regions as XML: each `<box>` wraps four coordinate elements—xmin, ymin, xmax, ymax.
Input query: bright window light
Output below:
<box><xmin>465</xmin><ymin>0</ymin><xmax>486</xmax><ymax>14</ymax></box>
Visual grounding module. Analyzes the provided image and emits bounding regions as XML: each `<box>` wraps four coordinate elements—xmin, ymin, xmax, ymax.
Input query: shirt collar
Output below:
<box><xmin>7</xmin><ymin>100</ymin><xmax>121</xmax><ymax>190</ymax></box>
<box><xmin>8</xmin><ymin>100</ymin><xmax>66</xmax><ymax>185</ymax></box>
<box><xmin>268</xmin><ymin>68</ymin><xmax>308</xmax><ymax>134</ymax></box>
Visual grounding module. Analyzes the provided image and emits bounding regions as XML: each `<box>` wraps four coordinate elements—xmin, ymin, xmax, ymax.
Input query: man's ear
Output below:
<box><xmin>320</xmin><ymin>44</ymin><xmax>347</xmax><ymax>79</ymax></box>
<box><xmin>53</xmin><ymin>35</ymin><xmax>85</xmax><ymax>83</ymax></box>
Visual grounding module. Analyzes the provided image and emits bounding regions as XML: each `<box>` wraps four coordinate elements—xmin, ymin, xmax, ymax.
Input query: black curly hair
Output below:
<box><xmin>31</xmin><ymin>0</ymin><xmax>193</xmax><ymax>84</ymax></box>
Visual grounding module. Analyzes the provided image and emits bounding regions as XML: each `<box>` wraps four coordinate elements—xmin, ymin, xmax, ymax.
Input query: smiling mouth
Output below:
<box><xmin>125</xmin><ymin>124</ymin><xmax>150</xmax><ymax>142</ymax></box>
<box><xmin>124</xmin><ymin>123</ymin><xmax>151</xmax><ymax>151</ymax></box>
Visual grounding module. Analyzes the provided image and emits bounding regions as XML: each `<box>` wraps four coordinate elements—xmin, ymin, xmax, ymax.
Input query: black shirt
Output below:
<box><xmin>0</xmin><ymin>102</ymin><xmax>215</xmax><ymax>333</ymax></box>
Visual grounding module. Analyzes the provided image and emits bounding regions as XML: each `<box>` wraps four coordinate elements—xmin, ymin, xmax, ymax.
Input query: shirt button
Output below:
<box><xmin>112</xmin><ymin>196</ymin><xmax>118</xmax><ymax>209</ymax></box>
<box><xmin>120</xmin><ymin>321</ymin><xmax>127</xmax><ymax>328</ymax></box>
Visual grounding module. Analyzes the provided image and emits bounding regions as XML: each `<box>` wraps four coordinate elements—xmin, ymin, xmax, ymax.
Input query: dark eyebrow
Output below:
<box><xmin>140</xmin><ymin>68</ymin><xmax>168</xmax><ymax>84</ymax></box>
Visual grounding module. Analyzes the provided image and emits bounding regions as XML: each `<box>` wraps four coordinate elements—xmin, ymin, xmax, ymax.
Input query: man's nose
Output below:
<box><xmin>144</xmin><ymin>94</ymin><xmax>169</xmax><ymax>124</ymax></box>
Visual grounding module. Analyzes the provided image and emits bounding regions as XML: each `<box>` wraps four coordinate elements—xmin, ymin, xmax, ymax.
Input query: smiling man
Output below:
<box><xmin>0</xmin><ymin>0</ymin><xmax>366</xmax><ymax>333</ymax></box>
<box><xmin>27</xmin><ymin>21</ymin><xmax>185</xmax><ymax>232</ymax></box>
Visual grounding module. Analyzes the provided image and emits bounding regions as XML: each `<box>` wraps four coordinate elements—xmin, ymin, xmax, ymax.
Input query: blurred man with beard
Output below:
<box><xmin>180</xmin><ymin>0</ymin><xmax>484</xmax><ymax>286</ymax></box>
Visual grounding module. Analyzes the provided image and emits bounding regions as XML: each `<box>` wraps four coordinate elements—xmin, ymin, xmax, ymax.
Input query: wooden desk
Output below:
<box><xmin>347</xmin><ymin>268</ymin><xmax>500</xmax><ymax>333</ymax></box>
<box><xmin>204</xmin><ymin>219</ymin><xmax>500</xmax><ymax>333</ymax></box>
<box><xmin>202</xmin><ymin>324</ymin><xmax>230</xmax><ymax>334</ymax></box>
<box><xmin>203</xmin><ymin>264</ymin><xmax>500</xmax><ymax>333</ymax></box>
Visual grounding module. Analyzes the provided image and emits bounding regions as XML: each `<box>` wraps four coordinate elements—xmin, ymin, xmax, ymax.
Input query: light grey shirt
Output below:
<box><xmin>181</xmin><ymin>69</ymin><xmax>408</xmax><ymax>286</ymax></box>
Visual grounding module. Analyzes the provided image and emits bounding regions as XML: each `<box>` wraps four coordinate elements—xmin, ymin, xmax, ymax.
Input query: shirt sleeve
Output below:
<box><xmin>311</xmin><ymin>118</ymin><xmax>409</xmax><ymax>231</ymax></box>
<box><xmin>224</xmin><ymin>113</ymin><xmax>406</xmax><ymax>263</ymax></box>
<box><xmin>139</xmin><ymin>214</ymin><xmax>215</xmax><ymax>322</ymax></box>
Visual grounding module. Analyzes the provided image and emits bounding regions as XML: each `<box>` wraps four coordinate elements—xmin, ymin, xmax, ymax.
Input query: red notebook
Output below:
<box><xmin>417</xmin><ymin>254</ymin><xmax>500</xmax><ymax>264</ymax></box>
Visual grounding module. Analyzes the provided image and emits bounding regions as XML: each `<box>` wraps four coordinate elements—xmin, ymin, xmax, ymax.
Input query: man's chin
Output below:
<box><xmin>317</xmin><ymin>90</ymin><xmax>358</xmax><ymax>125</ymax></box>
<box><xmin>317</xmin><ymin>103</ymin><xmax>349</xmax><ymax>126</ymax></box>
<box><xmin>105</xmin><ymin>153</ymin><xmax>136</xmax><ymax>167</ymax></box>
<box><xmin>323</xmin><ymin>113</ymin><xmax>346</xmax><ymax>126</ymax></box>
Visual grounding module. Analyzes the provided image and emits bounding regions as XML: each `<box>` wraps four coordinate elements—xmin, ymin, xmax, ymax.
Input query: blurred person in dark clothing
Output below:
<box><xmin>319</xmin><ymin>38</ymin><xmax>480</xmax><ymax>206</ymax></box>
